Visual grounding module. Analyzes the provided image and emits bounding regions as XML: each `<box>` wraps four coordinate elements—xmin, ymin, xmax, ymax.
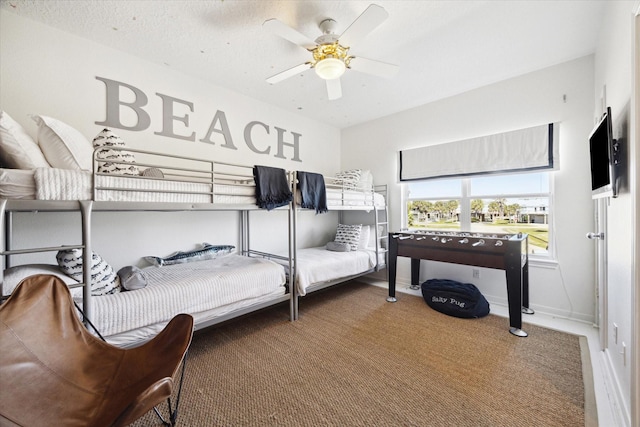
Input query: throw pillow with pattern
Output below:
<box><xmin>334</xmin><ymin>224</ymin><xmax>362</xmax><ymax>251</ymax></box>
<box><xmin>56</xmin><ymin>248</ymin><xmax>121</xmax><ymax>296</ymax></box>
<box><xmin>92</xmin><ymin>128</ymin><xmax>139</xmax><ymax>175</ymax></box>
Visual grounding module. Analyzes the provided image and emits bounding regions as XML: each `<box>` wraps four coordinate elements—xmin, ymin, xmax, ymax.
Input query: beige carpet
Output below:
<box><xmin>132</xmin><ymin>281</ymin><xmax>593</xmax><ymax>426</ymax></box>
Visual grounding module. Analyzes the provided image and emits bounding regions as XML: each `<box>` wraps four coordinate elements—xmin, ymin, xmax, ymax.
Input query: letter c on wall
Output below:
<box><xmin>244</xmin><ymin>121</ymin><xmax>270</xmax><ymax>155</ymax></box>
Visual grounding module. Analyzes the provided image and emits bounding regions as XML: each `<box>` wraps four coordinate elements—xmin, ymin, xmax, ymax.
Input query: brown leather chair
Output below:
<box><xmin>0</xmin><ymin>274</ymin><xmax>194</xmax><ymax>427</ymax></box>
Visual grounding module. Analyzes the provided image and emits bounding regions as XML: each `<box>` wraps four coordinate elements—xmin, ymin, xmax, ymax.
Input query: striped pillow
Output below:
<box><xmin>334</xmin><ymin>224</ymin><xmax>362</xmax><ymax>251</ymax></box>
<box><xmin>56</xmin><ymin>248</ymin><xmax>121</xmax><ymax>296</ymax></box>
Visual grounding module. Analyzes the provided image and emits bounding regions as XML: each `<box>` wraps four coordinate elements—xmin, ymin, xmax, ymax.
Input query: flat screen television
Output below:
<box><xmin>589</xmin><ymin>106</ymin><xmax>618</xmax><ymax>199</ymax></box>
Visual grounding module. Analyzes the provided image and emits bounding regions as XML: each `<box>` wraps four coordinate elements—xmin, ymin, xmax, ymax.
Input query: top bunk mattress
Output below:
<box><xmin>0</xmin><ymin>167</ymin><xmax>256</xmax><ymax>204</ymax></box>
<box><xmin>1</xmin><ymin>166</ymin><xmax>386</xmax><ymax>208</ymax></box>
<box><xmin>295</xmin><ymin>169</ymin><xmax>386</xmax><ymax>210</ymax></box>
<box><xmin>325</xmin><ymin>188</ymin><xmax>385</xmax><ymax>208</ymax></box>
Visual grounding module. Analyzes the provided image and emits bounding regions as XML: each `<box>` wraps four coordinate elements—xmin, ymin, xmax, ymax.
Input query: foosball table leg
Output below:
<box><xmin>509</xmin><ymin>327</ymin><xmax>528</xmax><ymax>337</ymax></box>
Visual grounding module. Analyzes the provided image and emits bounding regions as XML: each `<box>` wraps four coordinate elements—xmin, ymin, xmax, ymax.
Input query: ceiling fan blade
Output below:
<box><xmin>339</xmin><ymin>4</ymin><xmax>389</xmax><ymax>48</ymax></box>
<box><xmin>326</xmin><ymin>78</ymin><xmax>342</xmax><ymax>100</ymax></box>
<box><xmin>266</xmin><ymin>62</ymin><xmax>312</xmax><ymax>84</ymax></box>
<box><xmin>349</xmin><ymin>56</ymin><xmax>399</xmax><ymax>78</ymax></box>
<box><xmin>263</xmin><ymin>18</ymin><xmax>317</xmax><ymax>50</ymax></box>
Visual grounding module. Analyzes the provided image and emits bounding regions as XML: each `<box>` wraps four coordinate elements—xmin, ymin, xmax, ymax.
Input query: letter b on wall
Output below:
<box><xmin>95</xmin><ymin>76</ymin><xmax>151</xmax><ymax>131</ymax></box>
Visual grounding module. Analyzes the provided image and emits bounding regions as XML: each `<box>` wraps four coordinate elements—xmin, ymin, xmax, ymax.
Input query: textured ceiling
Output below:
<box><xmin>1</xmin><ymin>0</ymin><xmax>606</xmax><ymax>129</ymax></box>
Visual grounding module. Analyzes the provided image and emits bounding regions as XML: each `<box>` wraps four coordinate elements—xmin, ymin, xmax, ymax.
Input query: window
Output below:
<box><xmin>405</xmin><ymin>171</ymin><xmax>552</xmax><ymax>258</ymax></box>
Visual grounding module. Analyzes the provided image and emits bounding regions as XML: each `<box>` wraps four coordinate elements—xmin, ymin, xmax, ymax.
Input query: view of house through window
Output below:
<box><xmin>406</xmin><ymin>172</ymin><xmax>551</xmax><ymax>256</ymax></box>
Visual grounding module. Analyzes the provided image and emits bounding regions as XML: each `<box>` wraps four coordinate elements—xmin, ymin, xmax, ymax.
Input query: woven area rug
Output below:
<box><xmin>133</xmin><ymin>281</ymin><xmax>593</xmax><ymax>426</ymax></box>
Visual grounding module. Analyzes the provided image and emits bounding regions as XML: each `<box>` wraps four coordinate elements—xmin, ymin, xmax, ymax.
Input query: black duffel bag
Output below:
<box><xmin>421</xmin><ymin>279</ymin><xmax>490</xmax><ymax>318</ymax></box>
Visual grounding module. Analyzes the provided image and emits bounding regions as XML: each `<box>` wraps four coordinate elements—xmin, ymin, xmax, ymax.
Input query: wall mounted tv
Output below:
<box><xmin>589</xmin><ymin>106</ymin><xmax>619</xmax><ymax>199</ymax></box>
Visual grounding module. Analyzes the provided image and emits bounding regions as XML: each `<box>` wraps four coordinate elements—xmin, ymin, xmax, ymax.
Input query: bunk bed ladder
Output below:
<box><xmin>374</xmin><ymin>185</ymin><xmax>389</xmax><ymax>274</ymax></box>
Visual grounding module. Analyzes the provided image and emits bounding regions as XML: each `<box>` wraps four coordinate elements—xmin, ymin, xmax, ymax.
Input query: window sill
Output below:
<box><xmin>529</xmin><ymin>257</ymin><xmax>558</xmax><ymax>269</ymax></box>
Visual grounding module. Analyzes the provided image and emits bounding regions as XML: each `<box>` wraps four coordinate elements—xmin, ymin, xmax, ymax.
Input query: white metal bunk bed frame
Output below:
<box><xmin>1</xmin><ymin>149</ymin><xmax>389</xmax><ymax>337</ymax></box>
<box><xmin>0</xmin><ymin>147</ymin><xmax>294</xmax><ymax>334</ymax></box>
<box><xmin>288</xmin><ymin>171</ymin><xmax>389</xmax><ymax>319</ymax></box>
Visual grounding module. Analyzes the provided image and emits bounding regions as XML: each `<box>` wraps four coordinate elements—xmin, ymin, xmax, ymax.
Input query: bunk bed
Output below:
<box><xmin>0</xmin><ymin>116</ymin><xmax>389</xmax><ymax>342</ymax></box>
<box><xmin>0</xmin><ymin>146</ymin><xmax>292</xmax><ymax>346</ymax></box>
<box><xmin>282</xmin><ymin>170</ymin><xmax>388</xmax><ymax>319</ymax></box>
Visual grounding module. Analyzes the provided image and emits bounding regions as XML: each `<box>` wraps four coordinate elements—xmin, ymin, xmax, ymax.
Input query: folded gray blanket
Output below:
<box><xmin>326</xmin><ymin>241</ymin><xmax>351</xmax><ymax>252</ymax></box>
<box><xmin>253</xmin><ymin>165</ymin><xmax>293</xmax><ymax>210</ymax></box>
<box><xmin>297</xmin><ymin>171</ymin><xmax>328</xmax><ymax>214</ymax></box>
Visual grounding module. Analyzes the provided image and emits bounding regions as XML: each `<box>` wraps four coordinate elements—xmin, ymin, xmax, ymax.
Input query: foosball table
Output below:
<box><xmin>387</xmin><ymin>230</ymin><xmax>534</xmax><ymax>337</ymax></box>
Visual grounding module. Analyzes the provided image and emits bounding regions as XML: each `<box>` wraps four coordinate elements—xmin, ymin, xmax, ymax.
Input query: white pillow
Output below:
<box><xmin>365</xmin><ymin>225</ymin><xmax>385</xmax><ymax>250</ymax></box>
<box><xmin>31</xmin><ymin>115</ymin><xmax>93</xmax><ymax>171</ymax></box>
<box><xmin>0</xmin><ymin>111</ymin><xmax>50</xmax><ymax>169</ymax></box>
<box><xmin>359</xmin><ymin>170</ymin><xmax>374</xmax><ymax>191</ymax></box>
<box><xmin>56</xmin><ymin>248</ymin><xmax>121</xmax><ymax>296</ymax></box>
<box><xmin>369</xmin><ymin>226</ymin><xmax>380</xmax><ymax>248</ymax></box>
<box><xmin>358</xmin><ymin>225</ymin><xmax>371</xmax><ymax>249</ymax></box>
<box><xmin>92</xmin><ymin>128</ymin><xmax>140</xmax><ymax>176</ymax></box>
<box><xmin>334</xmin><ymin>223</ymin><xmax>362</xmax><ymax>251</ymax></box>
<box><xmin>2</xmin><ymin>264</ymin><xmax>82</xmax><ymax>299</ymax></box>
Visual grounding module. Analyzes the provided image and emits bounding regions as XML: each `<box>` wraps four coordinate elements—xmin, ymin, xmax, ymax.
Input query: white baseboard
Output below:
<box><xmin>601</xmin><ymin>349</ymin><xmax>631</xmax><ymax>427</ymax></box>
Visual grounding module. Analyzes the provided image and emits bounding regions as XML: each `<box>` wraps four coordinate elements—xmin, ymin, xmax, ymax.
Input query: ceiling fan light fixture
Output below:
<box><xmin>315</xmin><ymin>57</ymin><xmax>346</xmax><ymax>80</ymax></box>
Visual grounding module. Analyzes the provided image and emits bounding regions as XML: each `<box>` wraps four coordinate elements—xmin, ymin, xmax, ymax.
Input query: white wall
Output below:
<box><xmin>593</xmin><ymin>2</ymin><xmax>637</xmax><ymax>425</ymax></box>
<box><xmin>0</xmin><ymin>11</ymin><xmax>341</xmax><ymax>269</ymax></box>
<box><xmin>342</xmin><ymin>56</ymin><xmax>597</xmax><ymax>323</ymax></box>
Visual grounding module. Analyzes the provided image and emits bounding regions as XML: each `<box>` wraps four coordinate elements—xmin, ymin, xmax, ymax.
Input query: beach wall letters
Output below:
<box><xmin>95</xmin><ymin>76</ymin><xmax>302</xmax><ymax>162</ymax></box>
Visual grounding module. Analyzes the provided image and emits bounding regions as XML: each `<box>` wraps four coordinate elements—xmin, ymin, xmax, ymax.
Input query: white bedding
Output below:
<box><xmin>325</xmin><ymin>188</ymin><xmax>385</xmax><ymax>207</ymax></box>
<box><xmin>2</xmin><ymin>168</ymin><xmax>385</xmax><ymax>208</ymax></box>
<box><xmin>106</xmin><ymin>287</ymin><xmax>286</xmax><ymax>347</ymax></box>
<box><xmin>0</xmin><ymin>167</ymin><xmax>256</xmax><ymax>204</ymax></box>
<box><xmin>0</xmin><ymin>168</ymin><xmax>35</xmax><ymax>199</ymax></box>
<box><xmin>2</xmin><ymin>255</ymin><xmax>286</xmax><ymax>345</ymax></box>
<box><xmin>276</xmin><ymin>246</ymin><xmax>378</xmax><ymax>296</ymax></box>
<box><xmin>295</xmin><ymin>188</ymin><xmax>385</xmax><ymax>209</ymax></box>
<box><xmin>92</xmin><ymin>255</ymin><xmax>285</xmax><ymax>338</ymax></box>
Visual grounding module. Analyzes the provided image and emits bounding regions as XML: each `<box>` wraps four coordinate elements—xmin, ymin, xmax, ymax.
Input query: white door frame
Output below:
<box><xmin>630</xmin><ymin>6</ymin><xmax>639</xmax><ymax>427</ymax></box>
<box><xmin>594</xmin><ymin>198</ymin><xmax>608</xmax><ymax>350</ymax></box>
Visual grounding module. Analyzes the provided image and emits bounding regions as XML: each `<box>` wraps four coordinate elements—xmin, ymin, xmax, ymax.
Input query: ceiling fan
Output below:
<box><xmin>263</xmin><ymin>4</ymin><xmax>399</xmax><ymax>100</ymax></box>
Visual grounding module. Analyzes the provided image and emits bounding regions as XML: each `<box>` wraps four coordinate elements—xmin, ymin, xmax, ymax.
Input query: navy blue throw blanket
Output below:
<box><xmin>253</xmin><ymin>165</ymin><xmax>293</xmax><ymax>210</ymax></box>
<box><xmin>297</xmin><ymin>171</ymin><xmax>328</xmax><ymax>214</ymax></box>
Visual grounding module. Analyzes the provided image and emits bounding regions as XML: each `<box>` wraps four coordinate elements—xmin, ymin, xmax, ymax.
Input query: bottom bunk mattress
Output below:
<box><xmin>276</xmin><ymin>247</ymin><xmax>380</xmax><ymax>296</ymax></box>
<box><xmin>3</xmin><ymin>255</ymin><xmax>287</xmax><ymax>346</ymax></box>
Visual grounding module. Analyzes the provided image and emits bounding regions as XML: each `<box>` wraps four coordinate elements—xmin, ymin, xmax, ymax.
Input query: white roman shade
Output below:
<box><xmin>400</xmin><ymin>123</ymin><xmax>558</xmax><ymax>181</ymax></box>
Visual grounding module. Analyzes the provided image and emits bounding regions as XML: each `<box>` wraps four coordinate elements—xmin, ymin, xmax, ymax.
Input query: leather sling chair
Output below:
<box><xmin>0</xmin><ymin>274</ymin><xmax>194</xmax><ymax>427</ymax></box>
